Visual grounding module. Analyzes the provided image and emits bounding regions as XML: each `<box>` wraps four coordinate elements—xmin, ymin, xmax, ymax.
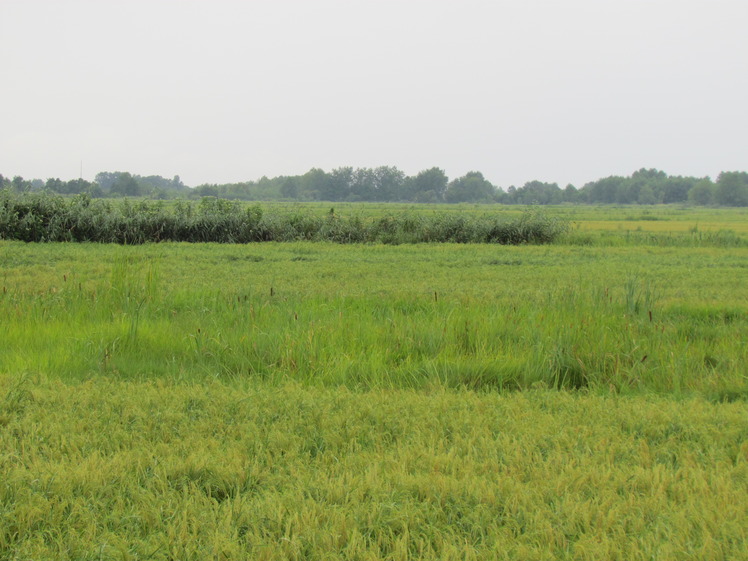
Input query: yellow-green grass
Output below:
<box><xmin>1</xmin><ymin>376</ymin><xmax>746</xmax><ymax>560</ymax></box>
<box><xmin>227</xmin><ymin>202</ymin><xmax>748</xmax><ymax>232</ymax></box>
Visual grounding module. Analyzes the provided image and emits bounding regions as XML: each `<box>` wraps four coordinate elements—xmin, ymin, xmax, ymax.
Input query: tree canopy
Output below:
<box><xmin>3</xmin><ymin>166</ymin><xmax>747</xmax><ymax>206</ymax></box>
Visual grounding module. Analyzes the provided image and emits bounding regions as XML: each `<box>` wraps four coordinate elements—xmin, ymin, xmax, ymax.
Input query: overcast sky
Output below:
<box><xmin>2</xmin><ymin>0</ymin><xmax>746</xmax><ymax>189</ymax></box>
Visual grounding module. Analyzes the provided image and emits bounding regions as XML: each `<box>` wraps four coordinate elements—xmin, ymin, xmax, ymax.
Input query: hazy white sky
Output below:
<box><xmin>2</xmin><ymin>0</ymin><xmax>746</xmax><ymax>188</ymax></box>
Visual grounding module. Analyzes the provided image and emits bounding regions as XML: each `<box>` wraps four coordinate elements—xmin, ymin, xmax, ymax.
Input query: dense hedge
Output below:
<box><xmin>0</xmin><ymin>191</ymin><xmax>569</xmax><ymax>245</ymax></box>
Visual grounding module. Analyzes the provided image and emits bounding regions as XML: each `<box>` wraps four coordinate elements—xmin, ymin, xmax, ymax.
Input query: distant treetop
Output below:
<box><xmin>2</xmin><ymin>166</ymin><xmax>746</xmax><ymax>206</ymax></box>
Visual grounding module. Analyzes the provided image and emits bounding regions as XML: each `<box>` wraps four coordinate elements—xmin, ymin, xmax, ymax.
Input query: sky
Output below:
<box><xmin>1</xmin><ymin>0</ymin><xmax>747</xmax><ymax>189</ymax></box>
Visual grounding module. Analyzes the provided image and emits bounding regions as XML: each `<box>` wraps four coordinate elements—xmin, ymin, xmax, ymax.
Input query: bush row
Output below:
<box><xmin>0</xmin><ymin>191</ymin><xmax>569</xmax><ymax>245</ymax></box>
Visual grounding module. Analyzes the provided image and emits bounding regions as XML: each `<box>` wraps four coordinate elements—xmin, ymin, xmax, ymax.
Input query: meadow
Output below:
<box><xmin>1</xmin><ymin>204</ymin><xmax>747</xmax><ymax>559</ymax></box>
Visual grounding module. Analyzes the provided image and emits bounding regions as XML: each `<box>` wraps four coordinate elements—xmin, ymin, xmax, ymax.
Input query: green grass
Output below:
<box><xmin>1</xmin><ymin>241</ymin><xmax>746</xmax><ymax>394</ymax></box>
<box><xmin>1</xmin><ymin>204</ymin><xmax>747</xmax><ymax>559</ymax></box>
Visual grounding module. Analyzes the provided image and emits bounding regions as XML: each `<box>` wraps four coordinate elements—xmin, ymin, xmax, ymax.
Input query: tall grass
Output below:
<box><xmin>1</xmin><ymin>378</ymin><xmax>746</xmax><ymax>560</ymax></box>
<box><xmin>2</xmin><ymin>244</ymin><xmax>745</xmax><ymax>395</ymax></box>
<box><xmin>561</xmin><ymin>227</ymin><xmax>747</xmax><ymax>248</ymax></box>
<box><xmin>0</xmin><ymin>191</ymin><xmax>569</xmax><ymax>244</ymax></box>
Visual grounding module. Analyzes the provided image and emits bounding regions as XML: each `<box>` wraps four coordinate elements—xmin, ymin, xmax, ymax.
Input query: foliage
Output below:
<box><xmin>5</xmin><ymin>166</ymin><xmax>748</xmax><ymax>205</ymax></box>
<box><xmin>96</xmin><ymin>171</ymin><xmax>186</xmax><ymax>198</ymax></box>
<box><xmin>580</xmin><ymin>169</ymin><xmax>705</xmax><ymax>205</ymax></box>
<box><xmin>444</xmin><ymin>171</ymin><xmax>496</xmax><ymax>203</ymax></box>
<box><xmin>687</xmin><ymin>179</ymin><xmax>714</xmax><ymax>205</ymax></box>
<box><xmin>0</xmin><ymin>191</ymin><xmax>569</xmax><ymax>245</ymax></box>
<box><xmin>715</xmin><ymin>171</ymin><xmax>748</xmax><ymax>207</ymax></box>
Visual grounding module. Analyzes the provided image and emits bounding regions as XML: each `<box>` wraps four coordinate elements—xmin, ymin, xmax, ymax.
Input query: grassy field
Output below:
<box><xmin>1</xmin><ymin>204</ymin><xmax>747</xmax><ymax>559</ymax></box>
<box><xmin>2</xmin><ymin>380</ymin><xmax>746</xmax><ymax>560</ymax></box>
<box><xmin>247</xmin><ymin>202</ymin><xmax>748</xmax><ymax>235</ymax></box>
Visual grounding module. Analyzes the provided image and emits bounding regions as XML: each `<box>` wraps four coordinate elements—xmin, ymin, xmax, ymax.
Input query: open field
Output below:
<box><xmin>226</xmin><ymin>202</ymin><xmax>748</xmax><ymax>236</ymax></box>
<box><xmin>2</xmin><ymin>240</ymin><xmax>746</xmax><ymax>395</ymax></box>
<box><xmin>2</xmin><ymin>380</ymin><xmax>746</xmax><ymax>560</ymax></box>
<box><xmin>1</xmin><ymin>205</ymin><xmax>747</xmax><ymax>559</ymax></box>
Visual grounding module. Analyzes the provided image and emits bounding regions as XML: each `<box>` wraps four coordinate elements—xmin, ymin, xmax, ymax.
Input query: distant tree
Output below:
<box><xmin>85</xmin><ymin>182</ymin><xmax>104</xmax><ymax>198</ymax></box>
<box><xmin>715</xmin><ymin>172</ymin><xmax>748</xmax><ymax>206</ymax></box>
<box><xmin>43</xmin><ymin>177</ymin><xmax>91</xmax><ymax>195</ymax></box>
<box><xmin>631</xmin><ymin>168</ymin><xmax>667</xmax><ymax>182</ymax></box>
<box><xmin>613</xmin><ymin>180</ymin><xmax>639</xmax><ymax>204</ymax></box>
<box><xmin>321</xmin><ymin>167</ymin><xmax>354</xmax><ymax>201</ymax></box>
<box><xmin>61</xmin><ymin>179</ymin><xmax>81</xmax><ymax>194</ymax></box>
<box><xmin>582</xmin><ymin>176</ymin><xmax>627</xmax><ymax>203</ymax></box>
<box><xmin>513</xmin><ymin>180</ymin><xmax>563</xmax><ymax>205</ymax></box>
<box><xmin>562</xmin><ymin>184</ymin><xmax>578</xmax><ymax>203</ymax></box>
<box><xmin>661</xmin><ymin>177</ymin><xmax>694</xmax><ymax>203</ymax></box>
<box><xmin>637</xmin><ymin>185</ymin><xmax>658</xmax><ymax>205</ymax></box>
<box><xmin>296</xmin><ymin>168</ymin><xmax>327</xmax><ymax>200</ymax></box>
<box><xmin>71</xmin><ymin>166</ymin><xmax>748</xmax><ymax>205</ymax></box>
<box><xmin>193</xmin><ymin>184</ymin><xmax>221</xmax><ymax>197</ymax></box>
<box><xmin>574</xmin><ymin>185</ymin><xmax>589</xmax><ymax>203</ymax></box>
<box><xmin>688</xmin><ymin>179</ymin><xmax>714</xmax><ymax>205</ymax></box>
<box><xmin>494</xmin><ymin>188</ymin><xmax>509</xmax><ymax>204</ymax></box>
<box><xmin>45</xmin><ymin>178</ymin><xmax>65</xmax><ymax>193</ymax></box>
<box><xmin>94</xmin><ymin>171</ymin><xmax>182</xmax><ymax>197</ymax></box>
<box><xmin>254</xmin><ymin>175</ymin><xmax>285</xmax><ymax>199</ymax></box>
<box><xmin>406</xmin><ymin>167</ymin><xmax>448</xmax><ymax>202</ymax></box>
<box><xmin>109</xmin><ymin>172</ymin><xmax>141</xmax><ymax>197</ymax></box>
<box><xmin>445</xmin><ymin>171</ymin><xmax>496</xmax><ymax>203</ymax></box>
<box><xmin>372</xmin><ymin>166</ymin><xmax>406</xmax><ymax>201</ymax></box>
<box><xmin>343</xmin><ymin>167</ymin><xmax>407</xmax><ymax>201</ymax></box>
<box><xmin>76</xmin><ymin>179</ymin><xmax>99</xmax><ymax>195</ymax></box>
<box><xmin>349</xmin><ymin>168</ymin><xmax>376</xmax><ymax>201</ymax></box>
<box><xmin>630</xmin><ymin>168</ymin><xmax>666</xmax><ymax>204</ymax></box>
<box><xmin>12</xmin><ymin>176</ymin><xmax>31</xmax><ymax>192</ymax></box>
<box><xmin>280</xmin><ymin>177</ymin><xmax>299</xmax><ymax>199</ymax></box>
<box><xmin>502</xmin><ymin>185</ymin><xmax>527</xmax><ymax>204</ymax></box>
<box><xmin>95</xmin><ymin>171</ymin><xmax>119</xmax><ymax>192</ymax></box>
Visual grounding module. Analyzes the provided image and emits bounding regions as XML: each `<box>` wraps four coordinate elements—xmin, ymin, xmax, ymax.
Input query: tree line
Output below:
<box><xmin>2</xmin><ymin>167</ymin><xmax>747</xmax><ymax>206</ymax></box>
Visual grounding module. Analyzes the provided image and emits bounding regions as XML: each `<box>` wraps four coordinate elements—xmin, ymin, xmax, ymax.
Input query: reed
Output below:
<box><xmin>0</xmin><ymin>191</ymin><xmax>569</xmax><ymax>245</ymax></box>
